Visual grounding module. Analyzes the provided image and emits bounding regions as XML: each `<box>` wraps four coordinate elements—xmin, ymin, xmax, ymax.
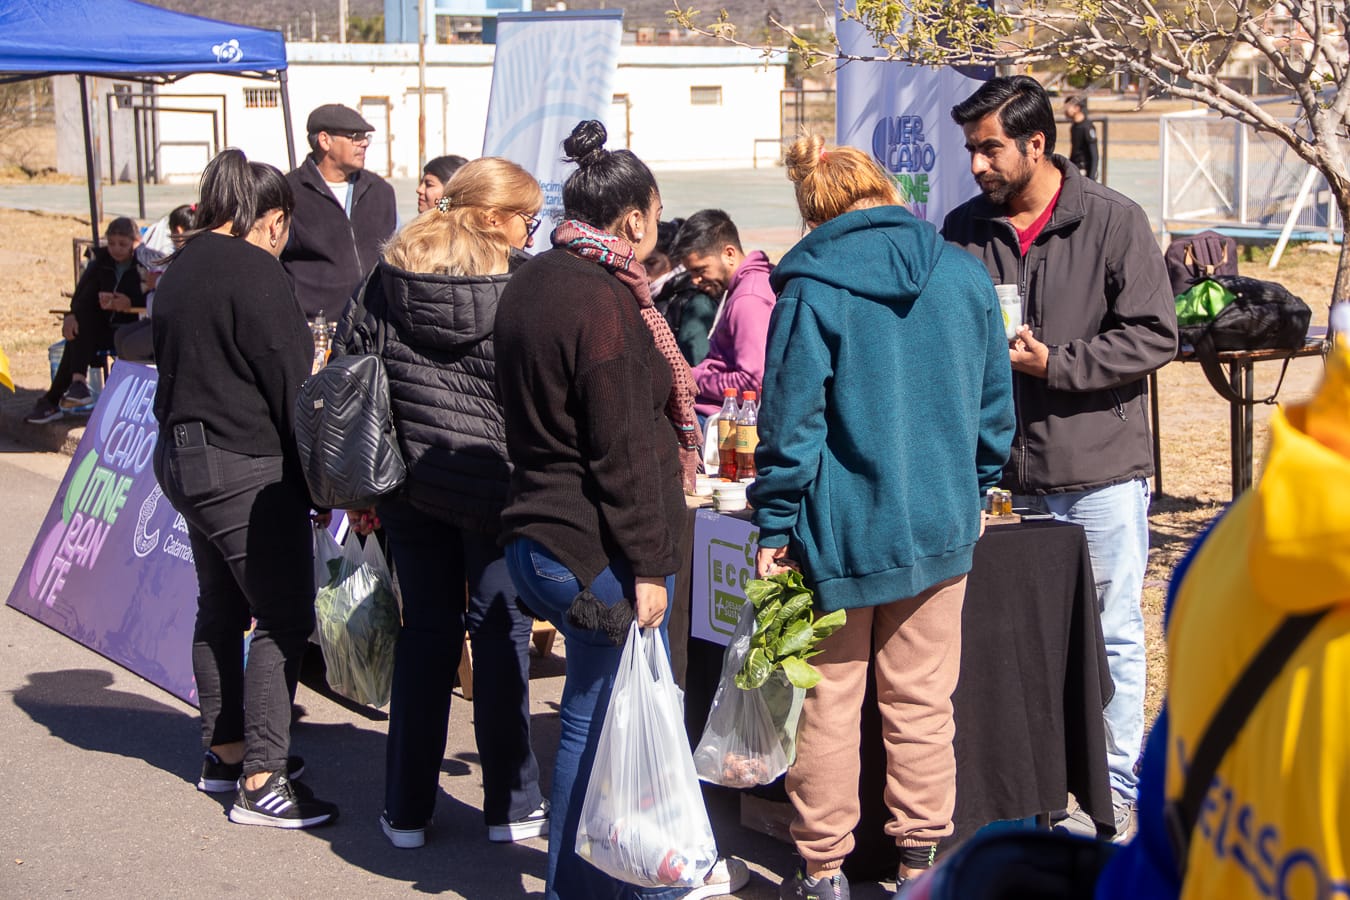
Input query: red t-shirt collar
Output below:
<box><xmin>1015</xmin><ymin>185</ymin><xmax>1062</xmax><ymax>257</ymax></box>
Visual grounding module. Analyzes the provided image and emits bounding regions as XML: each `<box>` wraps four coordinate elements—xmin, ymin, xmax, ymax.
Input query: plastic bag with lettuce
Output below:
<box><xmin>693</xmin><ymin>571</ymin><xmax>844</xmax><ymax>787</ymax></box>
<box><xmin>313</xmin><ymin>529</ymin><xmax>400</xmax><ymax>707</ymax></box>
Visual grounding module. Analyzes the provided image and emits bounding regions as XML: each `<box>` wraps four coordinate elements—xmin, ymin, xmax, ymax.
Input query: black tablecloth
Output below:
<box><xmin>676</xmin><ymin>516</ymin><xmax>1113</xmax><ymax>880</ymax></box>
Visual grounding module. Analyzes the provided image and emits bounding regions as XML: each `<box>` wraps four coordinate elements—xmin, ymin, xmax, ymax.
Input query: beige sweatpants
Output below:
<box><xmin>786</xmin><ymin>574</ymin><xmax>967</xmax><ymax>868</ymax></box>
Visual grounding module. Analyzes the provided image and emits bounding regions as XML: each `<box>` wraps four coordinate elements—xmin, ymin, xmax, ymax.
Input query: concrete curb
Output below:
<box><xmin>0</xmin><ymin>389</ymin><xmax>85</xmax><ymax>456</ymax></box>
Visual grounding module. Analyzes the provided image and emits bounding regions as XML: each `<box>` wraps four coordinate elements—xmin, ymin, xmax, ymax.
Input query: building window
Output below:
<box><xmin>690</xmin><ymin>85</ymin><xmax>723</xmax><ymax>106</ymax></box>
<box><xmin>244</xmin><ymin>88</ymin><xmax>280</xmax><ymax>109</ymax></box>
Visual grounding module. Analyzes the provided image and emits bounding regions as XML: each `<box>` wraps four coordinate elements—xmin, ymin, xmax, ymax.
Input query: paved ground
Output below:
<box><xmin>0</xmin><ymin>436</ymin><xmax>919</xmax><ymax>899</ymax></box>
<box><xmin>0</xmin><ymin>158</ymin><xmax>1162</xmax><ymax>260</ymax></box>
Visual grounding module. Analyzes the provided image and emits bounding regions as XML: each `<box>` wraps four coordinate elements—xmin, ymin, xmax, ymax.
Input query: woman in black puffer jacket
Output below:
<box><xmin>336</xmin><ymin>157</ymin><xmax>547</xmax><ymax>849</ymax></box>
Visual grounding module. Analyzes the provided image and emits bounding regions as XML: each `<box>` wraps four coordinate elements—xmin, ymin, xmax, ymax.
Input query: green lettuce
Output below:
<box><xmin>734</xmin><ymin>569</ymin><xmax>845</xmax><ymax>691</ymax></box>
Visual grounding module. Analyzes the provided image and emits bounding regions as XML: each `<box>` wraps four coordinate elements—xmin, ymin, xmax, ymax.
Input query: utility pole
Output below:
<box><xmin>339</xmin><ymin>0</ymin><xmax>348</xmax><ymax>42</ymax></box>
<box><xmin>417</xmin><ymin>0</ymin><xmax>427</xmax><ymax>169</ymax></box>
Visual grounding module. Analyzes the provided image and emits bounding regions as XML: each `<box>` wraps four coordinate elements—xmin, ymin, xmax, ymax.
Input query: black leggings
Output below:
<box><xmin>45</xmin><ymin>309</ymin><xmax>130</xmax><ymax>404</ymax></box>
<box><xmin>154</xmin><ymin>442</ymin><xmax>314</xmax><ymax>776</ymax></box>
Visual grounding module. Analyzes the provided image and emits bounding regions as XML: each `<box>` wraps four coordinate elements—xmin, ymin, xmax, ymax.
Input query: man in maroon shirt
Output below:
<box><xmin>941</xmin><ymin>75</ymin><xmax>1177</xmax><ymax>849</ymax></box>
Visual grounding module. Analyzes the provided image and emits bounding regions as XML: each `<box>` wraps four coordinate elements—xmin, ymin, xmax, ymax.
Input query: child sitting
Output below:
<box><xmin>26</xmin><ymin>217</ymin><xmax>145</xmax><ymax>423</ymax></box>
<box><xmin>113</xmin><ymin>204</ymin><xmax>195</xmax><ymax>363</ymax></box>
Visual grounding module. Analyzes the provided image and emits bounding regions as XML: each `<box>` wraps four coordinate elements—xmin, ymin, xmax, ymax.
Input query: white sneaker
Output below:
<box><xmin>487</xmin><ymin>800</ymin><xmax>550</xmax><ymax>843</ymax></box>
<box><xmin>682</xmin><ymin>857</ymin><xmax>750</xmax><ymax>899</ymax></box>
<box><xmin>380</xmin><ymin>813</ymin><xmax>427</xmax><ymax>849</ymax></box>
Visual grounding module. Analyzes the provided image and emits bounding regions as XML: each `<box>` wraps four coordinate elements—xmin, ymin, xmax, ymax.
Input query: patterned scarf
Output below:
<box><xmin>554</xmin><ymin>219</ymin><xmax>703</xmax><ymax>485</ymax></box>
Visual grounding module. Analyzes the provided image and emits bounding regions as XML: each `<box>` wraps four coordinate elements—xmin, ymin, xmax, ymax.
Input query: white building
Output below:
<box><xmin>57</xmin><ymin>42</ymin><xmax>786</xmax><ymax>182</ymax></box>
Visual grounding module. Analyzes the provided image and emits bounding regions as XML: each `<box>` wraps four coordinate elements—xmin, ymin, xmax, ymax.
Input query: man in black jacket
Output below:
<box><xmin>282</xmin><ymin>104</ymin><xmax>397</xmax><ymax>320</ymax></box>
<box><xmin>1065</xmin><ymin>95</ymin><xmax>1098</xmax><ymax>181</ymax></box>
<box><xmin>942</xmin><ymin>75</ymin><xmax>1178</xmax><ymax>845</ymax></box>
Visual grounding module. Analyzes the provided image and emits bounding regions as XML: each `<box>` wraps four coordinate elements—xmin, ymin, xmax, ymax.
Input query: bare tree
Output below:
<box><xmin>672</xmin><ymin>0</ymin><xmax>1350</xmax><ymax>304</ymax></box>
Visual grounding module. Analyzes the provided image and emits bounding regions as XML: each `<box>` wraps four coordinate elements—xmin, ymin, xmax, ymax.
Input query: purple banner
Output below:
<box><xmin>7</xmin><ymin>362</ymin><xmax>200</xmax><ymax>704</ymax></box>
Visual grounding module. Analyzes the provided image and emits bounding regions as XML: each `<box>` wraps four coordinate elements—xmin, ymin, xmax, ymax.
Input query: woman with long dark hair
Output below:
<box><xmin>153</xmin><ymin>148</ymin><xmax>336</xmax><ymax>829</ymax></box>
<box><xmin>494</xmin><ymin>120</ymin><xmax>743</xmax><ymax>900</ymax></box>
<box><xmin>337</xmin><ymin>156</ymin><xmax>550</xmax><ymax>849</ymax></box>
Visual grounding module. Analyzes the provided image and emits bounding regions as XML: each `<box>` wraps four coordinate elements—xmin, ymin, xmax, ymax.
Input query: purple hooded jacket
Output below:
<box><xmin>691</xmin><ymin>250</ymin><xmax>776</xmax><ymax>416</ymax></box>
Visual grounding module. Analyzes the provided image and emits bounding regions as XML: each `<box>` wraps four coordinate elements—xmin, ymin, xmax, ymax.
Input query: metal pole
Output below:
<box><xmin>134</xmin><ymin>106</ymin><xmax>146</xmax><ymax>220</ymax></box>
<box><xmin>339</xmin><ymin>0</ymin><xmax>348</xmax><ymax>42</ymax></box>
<box><xmin>417</xmin><ymin>0</ymin><xmax>427</xmax><ymax>170</ymax></box>
<box><xmin>78</xmin><ymin>75</ymin><xmax>101</xmax><ymax>246</ymax></box>
<box><xmin>105</xmin><ymin>91</ymin><xmax>116</xmax><ymax>183</ymax></box>
<box><xmin>279</xmin><ymin>71</ymin><xmax>297</xmax><ymax>170</ymax></box>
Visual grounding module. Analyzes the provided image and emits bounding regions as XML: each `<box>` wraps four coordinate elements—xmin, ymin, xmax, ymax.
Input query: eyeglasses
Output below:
<box><xmin>517</xmin><ymin>212</ymin><xmax>542</xmax><ymax>238</ymax></box>
<box><xmin>330</xmin><ymin>131</ymin><xmax>371</xmax><ymax>144</ymax></box>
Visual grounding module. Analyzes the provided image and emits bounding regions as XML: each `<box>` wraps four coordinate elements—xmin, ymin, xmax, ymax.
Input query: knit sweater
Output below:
<box><xmin>152</xmin><ymin>232</ymin><xmax>314</xmax><ymax>463</ymax></box>
<box><xmin>749</xmin><ymin>206</ymin><xmax>1015</xmax><ymax>612</ymax></box>
<box><xmin>495</xmin><ymin>248</ymin><xmax>686</xmax><ymax>587</ymax></box>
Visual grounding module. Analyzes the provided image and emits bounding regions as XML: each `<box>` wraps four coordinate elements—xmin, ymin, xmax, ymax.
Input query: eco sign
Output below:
<box><xmin>689</xmin><ymin>509</ymin><xmax>759</xmax><ymax>646</ymax></box>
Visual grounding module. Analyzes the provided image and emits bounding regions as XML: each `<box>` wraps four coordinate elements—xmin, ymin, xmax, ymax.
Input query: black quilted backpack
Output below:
<box><xmin>294</xmin><ymin>273</ymin><xmax>406</xmax><ymax>509</ymax></box>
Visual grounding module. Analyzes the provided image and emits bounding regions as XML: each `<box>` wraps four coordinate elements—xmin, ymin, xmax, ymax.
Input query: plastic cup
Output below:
<box><xmin>712</xmin><ymin>482</ymin><xmax>747</xmax><ymax>512</ymax></box>
<box><xmin>995</xmin><ymin>284</ymin><xmax>1022</xmax><ymax>341</ymax></box>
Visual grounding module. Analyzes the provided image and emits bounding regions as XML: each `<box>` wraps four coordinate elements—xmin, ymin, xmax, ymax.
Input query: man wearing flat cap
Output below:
<box><xmin>282</xmin><ymin>103</ymin><xmax>397</xmax><ymax>320</ymax></box>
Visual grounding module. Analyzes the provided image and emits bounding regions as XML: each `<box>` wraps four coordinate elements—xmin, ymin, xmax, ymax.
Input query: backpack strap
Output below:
<box><xmin>332</xmin><ymin>267</ymin><xmax>386</xmax><ymax>358</ymax></box>
<box><xmin>1194</xmin><ymin>331</ymin><xmax>1292</xmax><ymax>406</ymax></box>
<box><xmin>1164</xmin><ymin>609</ymin><xmax>1329</xmax><ymax>880</ymax></box>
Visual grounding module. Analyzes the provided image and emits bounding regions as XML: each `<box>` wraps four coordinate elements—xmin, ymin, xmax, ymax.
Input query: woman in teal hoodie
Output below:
<box><xmin>750</xmin><ymin>136</ymin><xmax>1014</xmax><ymax>900</ymax></box>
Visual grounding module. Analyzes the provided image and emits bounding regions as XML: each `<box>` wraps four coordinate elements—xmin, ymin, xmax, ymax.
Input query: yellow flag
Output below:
<box><xmin>0</xmin><ymin>345</ymin><xmax>13</xmax><ymax>392</ymax></box>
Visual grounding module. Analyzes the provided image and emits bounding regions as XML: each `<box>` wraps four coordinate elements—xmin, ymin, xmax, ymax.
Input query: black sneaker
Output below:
<box><xmin>198</xmin><ymin>750</ymin><xmax>306</xmax><ymax>793</ymax></box>
<box><xmin>59</xmin><ymin>380</ymin><xmax>93</xmax><ymax>409</ymax></box>
<box><xmin>780</xmin><ymin>864</ymin><xmax>850</xmax><ymax>900</ymax></box>
<box><xmin>24</xmin><ymin>399</ymin><xmax>62</xmax><ymax>424</ymax></box>
<box><xmin>228</xmin><ymin>771</ymin><xmax>336</xmax><ymax>829</ymax></box>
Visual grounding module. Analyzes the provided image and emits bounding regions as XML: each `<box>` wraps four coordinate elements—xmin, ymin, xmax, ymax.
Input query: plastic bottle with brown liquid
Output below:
<box><xmin>717</xmin><ymin>388</ymin><xmax>740</xmax><ymax>480</ymax></box>
<box><xmin>736</xmin><ymin>390</ymin><xmax>758</xmax><ymax>482</ymax></box>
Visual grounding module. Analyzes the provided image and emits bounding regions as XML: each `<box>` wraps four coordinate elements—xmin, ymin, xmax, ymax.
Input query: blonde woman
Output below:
<box><xmin>335</xmin><ymin>156</ymin><xmax>547</xmax><ymax>849</ymax></box>
<box><xmin>750</xmin><ymin>136</ymin><xmax>1014</xmax><ymax>898</ymax></box>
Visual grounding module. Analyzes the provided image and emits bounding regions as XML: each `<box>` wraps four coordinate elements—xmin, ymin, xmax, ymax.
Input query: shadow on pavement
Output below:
<box><xmin>10</xmin><ymin>665</ymin><xmax>549</xmax><ymax>897</ymax></box>
<box><xmin>10</xmin><ymin>668</ymin><xmax>200</xmax><ymax>787</ymax></box>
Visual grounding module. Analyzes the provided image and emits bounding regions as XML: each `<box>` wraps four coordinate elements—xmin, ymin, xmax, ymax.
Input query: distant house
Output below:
<box><xmin>55</xmin><ymin>41</ymin><xmax>786</xmax><ymax>181</ymax></box>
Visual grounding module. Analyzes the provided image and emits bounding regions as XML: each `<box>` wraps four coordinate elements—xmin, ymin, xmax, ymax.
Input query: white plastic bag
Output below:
<box><xmin>576</xmin><ymin>623</ymin><xmax>719</xmax><ymax>887</ymax></box>
<box><xmin>313</xmin><ymin>525</ymin><xmax>342</xmax><ymax>592</ymax></box>
<box><xmin>693</xmin><ymin>601</ymin><xmax>804</xmax><ymax>787</ymax></box>
<box><xmin>313</xmin><ymin>532</ymin><xmax>399</xmax><ymax>707</ymax></box>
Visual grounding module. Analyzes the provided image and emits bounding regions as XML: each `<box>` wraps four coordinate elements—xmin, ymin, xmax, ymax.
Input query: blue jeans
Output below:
<box><xmin>1015</xmin><ymin>478</ymin><xmax>1149</xmax><ymax>803</ymax></box>
<box><xmin>505</xmin><ymin>537</ymin><xmax>683</xmax><ymax>900</ymax></box>
<box><xmin>380</xmin><ymin>501</ymin><xmax>542</xmax><ymax>829</ymax></box>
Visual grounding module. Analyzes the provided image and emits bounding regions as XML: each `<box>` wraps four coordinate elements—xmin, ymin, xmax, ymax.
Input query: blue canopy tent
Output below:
<box><xmin>0</xmin><ymin>0</ymin><xmax>296</xmax><ymax>244</ymax></box>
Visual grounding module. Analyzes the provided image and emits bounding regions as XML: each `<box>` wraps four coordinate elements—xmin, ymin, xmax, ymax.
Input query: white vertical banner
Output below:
<box><xmin>483</xmin><ymin>10</ymin><xmax>624</xmax><ymax>247</ymax></box>
<box><xmin>835</xmin><ymin>11</ymin><xmax>989</xmax><ymax>225</ymax></box>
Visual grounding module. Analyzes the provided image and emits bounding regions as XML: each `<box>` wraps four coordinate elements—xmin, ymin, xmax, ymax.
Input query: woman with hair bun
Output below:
<box><xmin>750</xmin><ymin>136</ymin><xmax>1014</xmax><ymax>898</ymax></box>
<box><xmin>335</xmin><ymin>156</ymin><xmax>549</xmax><ymax>850</ymax></box>
<box><xmin>494</xmin><ymin>120</ymin><xmax>744</xmax><ymax>899</ymax></box>
<box><xmin>153</xmin><ymin>148</ymin><xmax>338</xmax><ymax>829</ymax></box>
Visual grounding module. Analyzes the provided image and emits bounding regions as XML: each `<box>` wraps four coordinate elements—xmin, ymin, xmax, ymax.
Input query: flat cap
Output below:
<box><xmin>306</xmin><ymin>103</ymin><xmax>375</xmax><ymax>134</ymax></box>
